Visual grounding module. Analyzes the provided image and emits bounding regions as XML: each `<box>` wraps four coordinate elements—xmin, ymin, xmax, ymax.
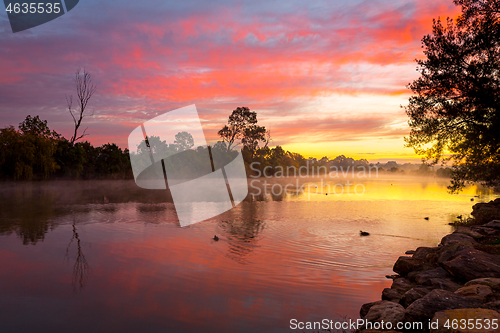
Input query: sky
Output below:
<box><xmin>0</xmin><ymin>0</ymin><xmax>461</xmax><ymax>162</ymax></box>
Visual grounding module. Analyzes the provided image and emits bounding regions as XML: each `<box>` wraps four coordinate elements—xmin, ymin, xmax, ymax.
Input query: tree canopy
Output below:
<box><xmin>218</xmin><ymin>106</ymin><xmax>267</xmax><ymax>152</ymax></box>
<box><xmin>0</xmin><ymin>115</ymin><xmax>132</xmax><ymax>180</ymax></box>
<box><xmin>405</xmin><ymin>0</ymin><xmax>500</xmax><ymax>192</ymax></box>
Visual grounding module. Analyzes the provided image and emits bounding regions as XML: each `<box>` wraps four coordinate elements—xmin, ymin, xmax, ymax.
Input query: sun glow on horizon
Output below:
<box><xmin>0</xmin><ymin>0</ymin><xmax>462</xmax><ymax>163</ymax></box>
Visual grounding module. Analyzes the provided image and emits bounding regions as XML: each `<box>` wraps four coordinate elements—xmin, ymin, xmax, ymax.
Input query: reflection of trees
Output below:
<box><xmin>245</xmin><ymin>180</ymin><xmax>288</xmax><ymax>202</ymax></box>
<box><xmin>218</xmin><ymin>204</ymin><xmax>265</xmax><ymax>264</ymax></box>
<box><xmin>0</xmin><ymin>187</ymin><xmax>58</xmax><ymax>245</ymax></box>
<box><xmin>218</xmin><ymin>218</ymin><xmax>265</xmax><ymax>264</ymax></box>
<box><xmin>14</xmin><ymin>221</ymin><xmax>51</xmax><ymax>245</ymax></box>
<box><xmin>65</xmin><ymin>217</ymin><xmax>90</xmax><ymax>292</ymax></box>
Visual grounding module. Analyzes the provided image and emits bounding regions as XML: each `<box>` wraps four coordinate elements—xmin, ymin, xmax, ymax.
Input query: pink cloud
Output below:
<box><xmin>0</xmin><ymin>0</ymin><xmax>461</xmax><ymax>153</ymax></box>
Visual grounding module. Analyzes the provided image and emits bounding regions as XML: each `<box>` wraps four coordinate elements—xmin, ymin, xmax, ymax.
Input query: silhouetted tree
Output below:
<box><xmin>405</xmin><ymin>0</ymin><xmax>500</xmax><ymax>192</ymax></box>
<box><xmin>242</xmin><ymin>125</ymin><xmax>267</xmax><ymax>152</ymax></box>
<box><xmin>218</xmin><ymin>107</ymin><xmax>266</xmax><ymax>152</ymax></box>
<box><xmin>67</xmin><ymin>69</ymin><xmax>97</xmax><ymax>144</ymax></box>
<box><xmin>0</xmin><ymin>116</ymin><xmax>60</xmax><ymax>179</ymax></box>
<box><xmin>174</xmin><ymin>131</ymin><xmax>194</xmax><ymax>151</ymax></box>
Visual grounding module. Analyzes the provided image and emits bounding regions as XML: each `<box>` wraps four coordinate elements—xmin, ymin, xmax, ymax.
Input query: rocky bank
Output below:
<box><xmin>358</xmin><ymin>198</ymin><xmax>500</xmax><ymax>332</ymax></box>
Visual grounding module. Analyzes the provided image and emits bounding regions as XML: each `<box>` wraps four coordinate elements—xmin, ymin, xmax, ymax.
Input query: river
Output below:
<box><xmin>0</xmin><ymin>176</ymin><xmax>496</xmax><ymax>332</ymax></box>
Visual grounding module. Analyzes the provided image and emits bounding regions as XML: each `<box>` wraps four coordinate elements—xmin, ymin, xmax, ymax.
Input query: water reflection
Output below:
<box><xmin>217</xmin><ymin>218</ymin><xmax>265</xmax><ymax>264</ymax></box>
<box><xmin>0</xmin><ymin>177</ymin><xmax>499</xmax><ymax>333</ymax></box>
<box><xmin>65</xmin><ymin>218</ymin><xmax>90</xmax><ymax>292</ymax></box>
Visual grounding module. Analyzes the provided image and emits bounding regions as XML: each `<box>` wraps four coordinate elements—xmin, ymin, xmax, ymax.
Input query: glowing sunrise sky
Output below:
<box><xmin>0</xmin><ymin>0</ymin><xmax>461</xmax><ymax>162</ymax></box>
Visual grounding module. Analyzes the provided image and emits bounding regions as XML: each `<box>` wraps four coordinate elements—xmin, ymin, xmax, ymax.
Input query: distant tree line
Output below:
<box><xmin>0</xmin><ymin>110</ymin><xmax>374</xmax><ymax>181</ymax></box>
<box><xmin>217</xmin><ymin>107</ymin><xmax>371</xmax><ymax>176</ymax></box>
<box><xmin>372</xmin><ymin>161</ymin><xmax>454</xmax><ymax>177</ymax></box>
<box><xmin>0</xmin><ymin>115</ymin><xmax>132</xmax><ymax>180</ymax></box>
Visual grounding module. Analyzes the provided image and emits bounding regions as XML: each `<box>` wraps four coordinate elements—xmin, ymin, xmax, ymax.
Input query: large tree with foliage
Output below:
<box><xmin>218</xmin><ymin>107</ymin><xmax>267</xmax><ymax>152</ymax></box>
<box><xmin>0</xmin><ymin>115</ymin><xmax>133</xmax><ymax>180</ymax></box>
<box><xmin>405</xmin><ymin>0</ymin><xmax>500</xmax><ymax>192</ymax></box>
<box><xmin>0</xmin><ymin>116</ymin><xmax>60</xmax><ymax>179</ymax></box>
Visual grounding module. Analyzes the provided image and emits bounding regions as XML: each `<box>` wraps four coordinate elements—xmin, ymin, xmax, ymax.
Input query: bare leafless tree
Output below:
<box><xmin>263</xmin><ymin>129</ymin><xmax>272</xmax><ymax>148</ymax></box>
<box><xmin>66</xmin><ymin>69</ymin><xmax>97</xmax><ymax>144</ymax></box>
<box><xmin>65</xmin><ymin>215</ymin><xmax>90</xmax><ymax>292</ymax></box>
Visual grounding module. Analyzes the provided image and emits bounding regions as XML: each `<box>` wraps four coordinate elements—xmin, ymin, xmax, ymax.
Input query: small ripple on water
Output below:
<box><xmin>259</xmin><ymin>219</ymin><xmax>397</xmax><ymax>272</ymax></box>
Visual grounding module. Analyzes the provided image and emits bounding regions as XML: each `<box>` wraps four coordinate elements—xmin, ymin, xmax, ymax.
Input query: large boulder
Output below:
<box><xmin>471</xmin><ymin>225</ymin><xmax>500</xmax><ymax>236</ymax></box>
<box><xmin>399</xmin><ymin>287</ymin><xmax>433</xmax><ymax>308</ymax></box>
<box><xmin>391</xmin><ymin>277</ymin><xmax>413</xmax><ymax>292</ymax></box>
<box><xmin>364</xmin><ymin>301</ymin><xmax>405</xmax><ymax>327</ymax></box>
<box><xmin>443</xmin><ymin>248</ymin><xmax>500</xmax><ymax>282</ymax></box>
<box><xmin>455</xmin><ymin>284</ymin><xmax>493</xmax><ymax>302</ymax></box>
<box><xmin>382</xmin><ymin>288</ymin><xmax>403</xmax><ymax>302</ymax></box>
<box><xmin>360</xmin><ymin>300</ymin><xmax>386</xmax><ymax>318</ymax></box>
<box><xmin>393</xmin><ymin>256</ymin><xmax>425</xmax><ymax>276</ymax></box>
<box><xmin>483</xmin><ymin>220</ymin><xmax>500</xmax><ymax>229</ymax></box>
<box><xmin>412</xmin><ymin>247</ymin><xmax>440</xmax><ymax>260</ymax></box>
<box><xmin>471</xmin><ymin>220</ymin><xmax>500</xmax><ymax>236</ymax></box>
<box><xmin>431</xmin><ymin>308</ymin><xmax>500</xmax><ymax>333</ymax></box>
<box><xmin>409</xmin><ymin>267</ymin><xmax>451</xmax><ymax>285</ymax></box>
<box><xmin>429</xmin><ymin>244</ymin><xmax>475</xmax><ymax>265</ymax></box>
<box><xmin>404</xmin><ymin>289</ymin><xmax>484</xmax><ymax>323</ymax></box>
<box><xmin>453</xmin><ymin>226</ymin><xmax>484</xmax><ymax>239</ymax></box>
<box><xmin>471</xmin><ymin>199</ymin><xmax>500</xmax><ymax>224</ymax></box>
<box><xmin>429</xmin><ymin>278</ymin><xmax>463</xmax><ymax>292</ymax></box>
<box><xmin>440</xmin><ymin>233</ymin><xmax>478</xmax><ymax>246</ymax></box>
<box><xmin>465</xmin><ymin>278</ymin><xmax>500</xmax><ymax>290</ymax></box>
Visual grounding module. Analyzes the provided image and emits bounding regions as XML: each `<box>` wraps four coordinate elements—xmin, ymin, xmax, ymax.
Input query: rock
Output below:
<box><xmin>471</xmin><ymin>226</ymin><xmax>500</xmax><ymax>236</ymax></box>
<box><xmin>465</xmin><ymin>278</ymin><xmax>500</xmax><ymax>290</ymax></box>
<box><xmin>364</xmin><ymin>301</ymin><xmax>405</xmax><ymax>326</ymax></box>
<box><xmin>453</xmin><ymin>226</ymin><xmax>484</xmax><ymax>239</ymax></box>
<box><xmin>440</xmin><ymin>233</ymin><xmax>477</xmax><ymax>246</ymax></box>
<box><xmin>435</xmin><ymin>244</ymin><xmax>475</xmax><ymax>264</ymax></box>
<box><xmin>443</xmin><ymin>248</ymin><xmax>500</xmax><ymax>281</ymax></box>
<box><xmin>404</xmin><ymin>289</ymin><xmax>484</xmax><ymax>323</ymax></box>
<box><xmin>391</xmin><ymin>277</ymin><xmax>413</xmax><ymax>293</ymax></box>
<box><xmin>360</xmin><ymin>300</ymin><xmax>386</xmax><ymax>318</ymax></box>
<box><xmin>399</xmin><ymin>287</ymin><xmax>433</xmax><ymax>308</ymax></box>
<box><xmin>382</xmin><ymin>288</ymin><xmax>402</xmax><ymax>302</ymax></box>
<box><xmin>455</xmin><ymin>284</ymin><xmax>493</xmax><ymax>302</ymax></box>
<box><xmin>485</xmin><ymin>300</ymin><xmax>500</xmax><ymax>311</ymax></box>
<box><xmin>409</xmin><ymin>267</ymin><xmax>451</xmax><ymax>285</ymax></box>
<box><xmin>358</xmin><ymin>203</ymin><xmax>500</xmax><ymax>331</ymax></box>
<box><xmin>412</xmin><ymin>247</ymin><xmax>440</xmax><ymax>260</ymax></box>
<box><xmin>429</xmin><ymin>278</ymin><xmax>463</xmax><ymax>292</ymax></box>
<box><xmin>472</xmin><ymin>199</ymin><xmax>500</xmax><ymax>224</ymax></box>
<box><xmin>431</xmin><ymin>308</ymin><xmax>500</xmax><ymax>333</ymax></box>
<box><xmin>393</xmin><ymin>256</ymin><xmax>425</xmax><ymax>276</ymax></box>
<box><xmin>483</xmin><ymin>220</ymin><xmax>500</xmax><ymax>230</ymax></box>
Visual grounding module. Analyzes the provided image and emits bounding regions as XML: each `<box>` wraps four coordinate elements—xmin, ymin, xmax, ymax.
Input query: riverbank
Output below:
<box><xmin>358</xmin><ymin>198</ymin><xmax>500</xmax><ymax>333</ymax></box>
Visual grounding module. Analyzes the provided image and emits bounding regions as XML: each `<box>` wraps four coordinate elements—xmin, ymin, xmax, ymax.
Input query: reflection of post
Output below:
<box><xmin>65</xmin><ymin>218</ymin><xmax>90</xmax><ymax>292</ymax></box>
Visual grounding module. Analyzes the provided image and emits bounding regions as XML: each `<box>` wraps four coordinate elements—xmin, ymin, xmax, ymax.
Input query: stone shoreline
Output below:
<box><xmin>358</xmin><ymin>198</ymin><xmax>500</xmax><ymax>333</ymax></box>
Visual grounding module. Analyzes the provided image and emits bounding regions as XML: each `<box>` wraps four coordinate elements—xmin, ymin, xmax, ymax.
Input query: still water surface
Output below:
<box><xmin>0</xmin><ymin>176</ymin><xmax>497</xmax><ymax>332</ymax></box>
